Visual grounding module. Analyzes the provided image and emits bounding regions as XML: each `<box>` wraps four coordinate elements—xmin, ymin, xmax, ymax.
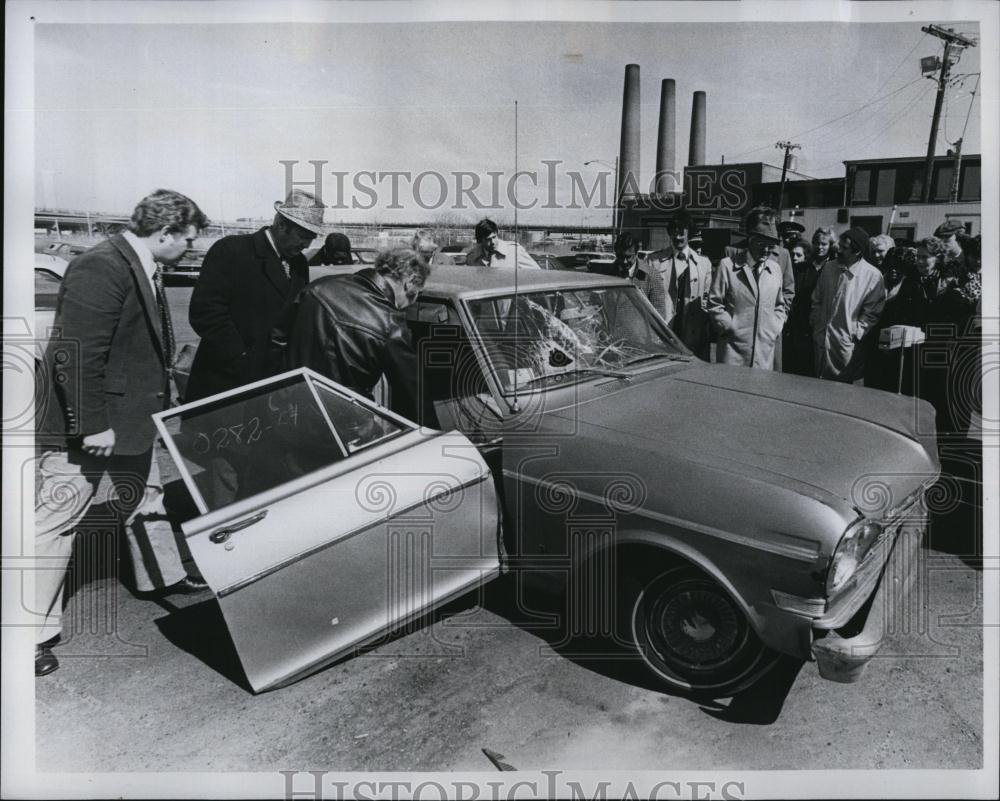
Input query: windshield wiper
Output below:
<box><xmin>519</xmin><ymin>366</ymin><xmax>629</xmax><ymax>388</ymax></box>
<box><xmin>623</xmin><ymin>353</ymin><xmax>693</xmax><ymax>366</ymax></box>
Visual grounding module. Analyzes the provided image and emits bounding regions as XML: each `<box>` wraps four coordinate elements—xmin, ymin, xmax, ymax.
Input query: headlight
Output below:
<box><xmin>826</xmin><ymin>519</ymin><xmax>883</xmax><ymax>595</ymax></box>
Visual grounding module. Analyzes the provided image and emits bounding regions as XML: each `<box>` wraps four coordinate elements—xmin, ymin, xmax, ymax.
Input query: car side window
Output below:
<box><xmin>35</xmin><ymin>270</ymin><xmax>62</xmax><ymax>308</ymax></box>
<box><xmin>314</xmin><ymin>383</ymin><xmax>407</xmax><ymax>454</ymax></box>
<box><xmin>157</xmin><ymin>371</ymin><xmax>412</xmax><ymax>514</ymax></box>
<box><xmin>406</xmin><ymin>299</ymin><xmax>503</xmax><ymax>443</ymax></box>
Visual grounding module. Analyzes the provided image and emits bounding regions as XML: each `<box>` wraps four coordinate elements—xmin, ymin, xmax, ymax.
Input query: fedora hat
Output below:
<box><xmin>274</xmin><ymin>189</ymin><xmax>326</xmax><ymax>234</ymax></box>
<box><xmin>746</xmin><ymin>217</ymin><xmax>780</xmax><ymax>243</ymax></box>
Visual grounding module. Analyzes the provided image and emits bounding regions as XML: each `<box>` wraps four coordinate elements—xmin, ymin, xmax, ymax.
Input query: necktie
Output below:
<box><xmin>153</xmin><ymin>265</ymin><xmax>175</xmax><ymax>369</ymax></box>
<box><xmin>281</xmin><ymin>259</ymin><xmax>291</xmax><ymax>280</ymax></box>
<box><xmin>675</xmin><ymin>256</ymin><xmax>688</xmax><ymax>326</ymax></box>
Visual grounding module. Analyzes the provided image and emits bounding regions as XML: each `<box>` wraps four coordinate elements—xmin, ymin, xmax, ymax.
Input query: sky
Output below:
<box><xmin>34</xmin><ymin>16</ymin><xmax>983</xmax><ymax>225</ymax></box>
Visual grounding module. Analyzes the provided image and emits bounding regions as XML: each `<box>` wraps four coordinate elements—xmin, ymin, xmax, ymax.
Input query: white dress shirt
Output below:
<box><xmin>121</xmin><ymin>230</ymin><xmax>158</xmax><ymax>295</ymax></box>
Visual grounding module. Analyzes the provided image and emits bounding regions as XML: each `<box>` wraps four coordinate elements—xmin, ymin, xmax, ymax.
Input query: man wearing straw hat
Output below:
<box><xmin>186</xmin><ymin>189</ymin><xmax>323</xmax><ymax>401</ymax></box>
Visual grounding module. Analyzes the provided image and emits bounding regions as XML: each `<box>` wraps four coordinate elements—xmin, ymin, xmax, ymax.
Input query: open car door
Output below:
<box><xmin>154</xmin><ymin>368</ymin><xmax>501</xmax><ymax>692</ymax></box>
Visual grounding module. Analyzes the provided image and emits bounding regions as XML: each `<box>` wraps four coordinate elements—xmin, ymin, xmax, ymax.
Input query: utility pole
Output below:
<box><xmin>948</xmin><ymin>138</ymin><xmax>963</xmax><ymax>202</ymax></box>
<box><xmin>775</xmin><ymin>140</ymin><xmax>801</xmax><ymax>216</ymax></box>
<box><xmin>920</xmin><ymin>25</ymin><xmax>977</xmax><ymax>203</ymax></box>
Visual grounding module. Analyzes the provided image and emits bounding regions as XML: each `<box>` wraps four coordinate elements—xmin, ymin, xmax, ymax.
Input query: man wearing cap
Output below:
<box><xmin>309</xmin><ymin>232</ymin><xmax>353</xmax><ymax>267</ymax></box>
<box><xmin>642</xmin><ymin>210</ymin><xmax>712</xmax><ymax>360</ymax></box>
<box><xmin>934</xmin><ymin>220</ymin><xmax>966</xmax><ymax>260</ymax></box>
<box><xmin>778</xmin><ymin>220</ymin><xmax>805</xmax><ymax>252</ymax></box>
<box><xmin>186</xmin><ymin>189</ymin><xmax>321</xmax><ymax>401</ymax></box>
<box><xmin>707</xmin><ymin>210</ymin><xmax>788</xmax><ymax>369</ymax></box>
<box><xmin>811</xmin><ymin>226</ymin><xmax>886</xmax><ymax>383</ymax></box>
<box><xmin>934</xmin><ymin>219</ymin><xmax>970</xmax><ymax>281</ymax></box>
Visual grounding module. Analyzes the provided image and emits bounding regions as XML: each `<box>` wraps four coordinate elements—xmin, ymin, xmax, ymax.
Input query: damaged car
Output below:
<box><xmin>156</xmin><ymin>266</ymin><xmax>939</xmax><ymax>695</ymax></box>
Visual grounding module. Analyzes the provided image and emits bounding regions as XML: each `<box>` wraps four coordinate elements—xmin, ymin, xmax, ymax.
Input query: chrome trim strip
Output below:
<box><xmin>214</xmin><ymin>473</ymin><xmax>491</xmax><ymax>598</ymax></box>
<box><xmin>304</xmin><ymin>375</ymin><xmax>349</xmax><ymax>459</ymax></box>
<box><xmin>154</xmin><ymin>413</ymin><xmax>210</xmax><ymax>515</ymax></box>
<box><xmin>503</xmin><ymin>470</ymin><xmax>822</xmax><ymax>563</ymax></box>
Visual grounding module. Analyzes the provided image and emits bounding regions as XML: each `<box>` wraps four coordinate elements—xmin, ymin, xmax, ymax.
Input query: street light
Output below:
<box><xmin>584</xmin><ymin>158</ymin><xmax>619</xmax><ymax>239</ymax></box>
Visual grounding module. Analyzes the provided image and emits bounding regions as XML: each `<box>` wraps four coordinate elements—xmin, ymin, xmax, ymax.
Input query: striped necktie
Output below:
<box><xmin>153</xmin><ymin>265</ymin><xmax>176</xmax><ymax>369</ymax></box>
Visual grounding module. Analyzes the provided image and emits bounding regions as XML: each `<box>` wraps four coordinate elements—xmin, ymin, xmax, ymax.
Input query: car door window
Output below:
<box><xmin>314</xmin><ymin>383</ymin><xmax>407</xmax><ymax>453</ymax></box>
<box><xmin>157</xmin><ymin>371</ymin><xmax>413</xmax><ymax>514</ymax></box>
<box><xmin>406</xmin><ymin>299</ymin><xmax>502</xmax><ymax>443</ymax></box>
<box><xmin>35</xmin><ymin>270</ymin><xmax>62</xmax><ymax>309</ymax></box>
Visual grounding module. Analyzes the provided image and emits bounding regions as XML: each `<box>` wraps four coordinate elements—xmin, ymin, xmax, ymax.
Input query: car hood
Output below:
<box><xmin>545</xmin><ymin>363</ymin><xmax>939</xmax><ymax>510</ymax></box>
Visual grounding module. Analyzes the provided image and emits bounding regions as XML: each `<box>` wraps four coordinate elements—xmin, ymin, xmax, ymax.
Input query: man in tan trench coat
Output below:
<box><xmin>707</xmin><ymin>211</ymin><xmax>789</xmax><ymax>369</ymax></box>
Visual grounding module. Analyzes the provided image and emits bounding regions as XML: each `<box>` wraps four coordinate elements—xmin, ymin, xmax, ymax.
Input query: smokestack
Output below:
<box><xmin>688</xmin><ymin>91</ymin><xmax>707</xmax><ymax>167</ymax></box>
<box><xmin>618</xmin><ymin>64</ymin><xmax>641</xmax><ymax>205</ymax></box>
<box><xmin>655</xmin><ymin>79</ymin><xmax>677</xmax><ymax>195</ymax></box>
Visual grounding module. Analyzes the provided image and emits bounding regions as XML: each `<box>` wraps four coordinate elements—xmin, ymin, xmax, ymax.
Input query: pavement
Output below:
<box><xmin>35</xmin><ymin>530</ymin><xmax>983</xmax><ymax>772</ymax></box>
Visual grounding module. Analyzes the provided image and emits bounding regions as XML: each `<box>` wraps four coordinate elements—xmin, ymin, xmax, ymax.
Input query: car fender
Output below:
<box><xmin>571</xmin><ymin>525</ymin><xmax>769</xmax><ymax>634</ymax></box>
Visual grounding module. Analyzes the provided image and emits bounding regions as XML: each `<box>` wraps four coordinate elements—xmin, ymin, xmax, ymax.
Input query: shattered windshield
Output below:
<box><xmin>466</xmin><ymin>286</ymin><xmax>690</xmax><ymax>393</ymax></box>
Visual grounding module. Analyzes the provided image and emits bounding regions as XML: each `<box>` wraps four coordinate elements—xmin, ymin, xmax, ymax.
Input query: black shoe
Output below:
<box><xmin>35</xmin><ymin>645</ymin><xmax>59</xmax><ymax>677</ymax></box>
<box><xmin>164</xmin><ymin>576</ymin><xmax>210</xmax><ymax>595</ymax></box>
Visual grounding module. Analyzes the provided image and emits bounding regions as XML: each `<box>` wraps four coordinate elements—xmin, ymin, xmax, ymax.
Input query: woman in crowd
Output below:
<box><xmin>864</xmin><ymin>247</ymin><xmax>924</xmax><ymax>394</ymax></box>
<box><xmin>915</xmin><ymin>236</ymin><xmax>952</xmax><ymax>305</ymax></box>
<box><xmin>935</xmin><ymin>234</ymin><xmax>982</xmax><ymax>436</ymax></box>
<box><xmin>914</xmin><ymin>235</ymin><xmax>970</xmax><ymax>434</ymax></box>
<box><xmin>783</xmin><ymin>240</ymin><xmax>818</xmax><ymax>376</ymax></box>
<box><xmin>811</xmin><ymin>226</ymin><xmax>837</xmax><ymax>269</ymax></box>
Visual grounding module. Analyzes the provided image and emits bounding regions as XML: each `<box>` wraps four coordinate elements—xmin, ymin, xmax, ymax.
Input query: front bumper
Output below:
<box><xmin>811</xmin><ymin>522</ymin><xmax>924</xmax><ymax>683</ymax></box>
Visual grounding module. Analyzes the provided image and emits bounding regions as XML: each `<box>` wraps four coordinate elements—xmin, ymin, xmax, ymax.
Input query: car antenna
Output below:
<box><xmin>511</xmin><ymin>99</ymin><xmax>521</xmax><ymax>413</ymax></box>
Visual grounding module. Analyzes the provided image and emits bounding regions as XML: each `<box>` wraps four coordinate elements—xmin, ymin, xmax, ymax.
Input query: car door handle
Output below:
<box><xmin>209</xmin><ymin>510</ymin><xmax>268</xmax><ymax>544</ymax></box>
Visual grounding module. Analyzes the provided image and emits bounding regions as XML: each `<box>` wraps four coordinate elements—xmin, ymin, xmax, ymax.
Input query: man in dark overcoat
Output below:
<box><xmin>35</xmin><ymin>189</ymin><xmax>209</xmax><ymax>676</ymax></box>
<box><xmin>185</xmin><ymin>189</ymin><xmax>323</xmax><ymax>401</ymax></box>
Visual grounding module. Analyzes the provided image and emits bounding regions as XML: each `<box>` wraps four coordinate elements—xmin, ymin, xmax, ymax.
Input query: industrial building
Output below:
<box><xmin>612</xmin><ymin>63</ymin><xmax>982</xmax><ymax>257</ymax></box>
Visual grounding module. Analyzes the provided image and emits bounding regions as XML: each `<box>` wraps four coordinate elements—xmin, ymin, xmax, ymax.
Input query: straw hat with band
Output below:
<box><xmin>274</xmin><ymin>188</ymin><xmax>326</xmax><ymax>234</ymax></box>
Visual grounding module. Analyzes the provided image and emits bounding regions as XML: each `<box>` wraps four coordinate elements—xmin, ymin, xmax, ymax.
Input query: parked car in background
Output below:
<box><xmin>35</xmin><ymin>239</ymin><xmax>92</xmax><ymax>260</ymax></box>
<box><xmin>587</xmin><ymin>250</ymin><xmax>655</xmax><ymax>276</ymax></box>
<box><xmin>34</xmin><ymin>253</ymin><xmax>69</xmax><ymax>351</ymax></box>
<box><xmin>302</xmin><ymin>245</ymin><xmax>381</xmax><ymax>266</ymax></box>
<box><xmin>159</xmin><ymin>266</ymin><xmax>939</xmax><ymax>696</ymax></box>
<box><xmin>529</xmin><ymin>252</ymin><xmax>571</xmax><ymax>271</ymax></box>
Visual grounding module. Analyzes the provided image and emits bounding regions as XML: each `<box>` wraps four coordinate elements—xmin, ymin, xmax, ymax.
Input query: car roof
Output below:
<box><xmin>421</xmin><ymin>264</ymin><xmax>628</xmax><ymax>300</ymax></box>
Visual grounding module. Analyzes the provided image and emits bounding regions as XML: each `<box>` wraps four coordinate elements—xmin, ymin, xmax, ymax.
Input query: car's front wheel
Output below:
<box><xmin>630</xmin><ymin>566</ymin><xmax>778</xmax><ymax>696</ymax></box>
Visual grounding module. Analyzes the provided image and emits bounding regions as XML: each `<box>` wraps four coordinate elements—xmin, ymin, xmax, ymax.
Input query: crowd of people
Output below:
<box><xmin>612</xmin><ymin>205</ymin><xmax>983</xmax><ymax>436</ymax></box>
<box><xmin>33</xmin><ymin>188</ymin><xmax>983</xmax><ymax>677</ymax></box>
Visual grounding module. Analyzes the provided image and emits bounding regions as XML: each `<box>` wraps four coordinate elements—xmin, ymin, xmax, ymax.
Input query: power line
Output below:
<box><xmin>726</xmin><ymin>30</ymin><xmax>929</xmax><ymax>161</ymax></box>
<box><xmin>867</xmin><ymin>32</ymin><xmax>929</xmax><ymax>104</ymax></box>
<box><xmin>807</xmin><ymin>77</ymin><xmax>927</xmax><ymax>151</ymax></box>
<box><xmin>807</xmin><ymin>81</ymin><xmax>936</xmax><ymax>173</ymax></box>
<box><xmin>727</xmin><ymin>76</ymin><xmax>924</xmax><ymax>161</ymax></box>
<box><xmin>955</xmin><ymin>73</ymin><xmax>981</xmax><ymax>145</ymax></box>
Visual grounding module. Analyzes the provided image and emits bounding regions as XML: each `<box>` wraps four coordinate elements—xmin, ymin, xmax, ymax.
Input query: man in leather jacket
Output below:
<box><xmin>287</xmin><ymin>248</ymin><xmax>438</xmax><ymax>428</ymax></box>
